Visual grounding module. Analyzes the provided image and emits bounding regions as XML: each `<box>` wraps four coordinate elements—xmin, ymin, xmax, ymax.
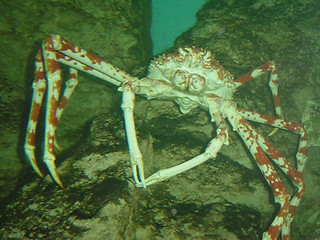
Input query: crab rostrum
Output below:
<box><xmin>25</xmin><ymin>35</ymin><xmax>307</xmax><ymax>240</ymax></box>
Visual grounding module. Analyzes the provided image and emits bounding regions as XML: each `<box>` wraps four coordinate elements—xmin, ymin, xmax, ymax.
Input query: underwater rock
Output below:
<box><xmin>1</xmin><ymin>113</ymin><xmax>270</xmax><ymax>239</ymax></box>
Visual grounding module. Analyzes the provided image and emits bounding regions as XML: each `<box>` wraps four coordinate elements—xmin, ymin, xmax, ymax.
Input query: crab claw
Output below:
<box><xmin>135</xmin><ymin>171</ymin><xmax>158</xmax><ymax>188</ymax></box>
<box><xmin>131</xmin><ymin>159</ymin><xmax>146</xmax><ymax>188</ymax></box>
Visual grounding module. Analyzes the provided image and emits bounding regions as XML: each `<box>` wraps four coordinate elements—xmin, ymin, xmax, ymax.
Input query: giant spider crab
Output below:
<box><xmin>24</xmin><ymin>35</ymin><xmax>307</xmax><ymax>240</ymax></box>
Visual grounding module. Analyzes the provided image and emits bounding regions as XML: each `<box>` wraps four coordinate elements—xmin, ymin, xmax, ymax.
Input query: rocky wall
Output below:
<box><xmin>0</xmin><ymin>0</ymin><xmax>319</xmax><ymax>239</ymax></box>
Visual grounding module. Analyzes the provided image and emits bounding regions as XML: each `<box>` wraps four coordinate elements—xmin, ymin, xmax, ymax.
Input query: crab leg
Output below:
<box><xmin>136</xmin><ymin>129</ymin><xmax>228</xmax><ymax>187</ymax></box>
<box><xmin>237</xmin><ymin>109</ymin><xmax>307</xmax><ymax>239</ymax></box>
<box><xmin>235</xmin><ymin>61</ymin><xmax>283</xmax><ymax>120</ymax></box>
<box><xmin>246</xmin><ymin>122</ymin><xmax>304</xmax><ymax>240</ymax></box>
<box><xmin>51</xmin><ymin>35</ymin><xmax>138</xmax><ymax>84</ymax></box>
<box><xmin>232</xmin><ymin>117</ymin><xmax>291</xmax><ymax>240</ymax></box>
<box><xmin>25</xmin><ymin>49</ymin><xmax>47</xmax><ymax>178</ymax></box>
<box><xmin>227</xmin><ymin>106</ymin><xmax>307</xmax><ymax>240</ymax></box>
<box><xmin>237</xmin><ymin>109</ymin><xmax>307</xmax><ymax>172</ymax></box>
<box><xmin>53</xmin><ymin>68</ymin><xmax>79</xmax><ymax>151</ymax></box>
<box><xmin>233</xmin><ymin>62</ymin><xmax>307</xmax><ymax>238</ymax></box>
<box><xmin>121</xmin><ymin>83</ymin><xmax>146</xmax><ymax>188</ymax></box>
<box><xmin>25</xmin><ymin>35</ymin><xmax>137</xmax><ymax>187</ymax></box>
<box><xmin>40</xmin><ymin>38</ymin><xmax>66</xmax><ymax>187</ymax></box>
<box><xmin>134</xmin><ymin>104</ymin><xmax>229</xmax><ymax>188</ymax></box>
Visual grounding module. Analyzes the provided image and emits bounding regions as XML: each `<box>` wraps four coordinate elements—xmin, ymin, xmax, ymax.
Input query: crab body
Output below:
<box><xmin>132</xmin><ymin>47</ymin><xmax>236</xmax><ymax>115</ymax></box>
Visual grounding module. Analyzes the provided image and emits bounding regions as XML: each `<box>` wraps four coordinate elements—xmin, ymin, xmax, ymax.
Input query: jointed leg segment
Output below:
<box><xmin>121</xmin><ymin>83</ymin><xmax>146</xmax><ymax>188</ymax></box>
<box><xmin>25</xmin><ymin>49</ymin><xmax>47</xmax><ymax>178</ymax></box>
<box><xmin>235</xmin><ymin>61</ymin><xmax>283</xmax><ymax>119</ymax></box>
<box><xmin>230</xmin><ymin>61</ymin><xmax>307</xmax><ymax>239</ymax></box>
<box><xmin>24</xmin><ymin>35</ymin><xmax>137</xmax><ymax>186</ymax></box>
<box><xmin>132</xmin><ymin>108</ymin><xmax>229</xmax><ymax>188</ymax></box>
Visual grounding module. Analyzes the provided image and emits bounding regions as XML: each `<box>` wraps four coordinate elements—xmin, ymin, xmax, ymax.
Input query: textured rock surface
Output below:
<box><xmin>0</xmin><ymin>0</ymin><xmax>152</xmax><ymax>198</ymax></box>
<box><xmin>1</xmin><ymin>0</ymin><xmax>319</xmax><ymax>240</ymax></box>
<box><xmin>0</xmin><ymin>114</ymin><xmax>268</xmax><ymax>240</ymax></box>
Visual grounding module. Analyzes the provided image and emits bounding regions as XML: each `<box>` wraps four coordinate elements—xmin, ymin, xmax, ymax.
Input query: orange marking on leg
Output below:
<box><xmin>30</xmin><ymin>102</ymin><xmax>41</xmax><ymax>122</ymax></box>
<box><xmin>57</xmin><ymin>37</ymin><xmax>81</xmax><ymax>53</ymax></box>
<box><xmin>272</xmin><ymin>79</ymin><xmax>279</xmax><ymax>85</ymax></box>
<box><xmin>273</xmin><ymin>94</ymin><xmax>281</xmax><ymax>108</ymax></box>
<box><xmin>235</xmin><ymin>72</ymin><xmax>253</xmax><ymax>83</ymax></box>
<box><xmin>58</xmin><ymin>96</ymin><xmax>68</xmax><ymax>110</ymax></box>
<box><xmin>48</xmin><ymin>98</ymin><xmax>59</xmax><ymax>126</ymax></box>
<box><xmin>46</xmin><ymin>58</ymin><xmax>60</xmax><ymax>74</ymax></box>
<box><xmin>298</xmin><ymin>145</ymin><xmax>307</xmax><ymax>156</ymax></box>
<box><xmin>272</xmin><ymin>67</ymin><xmax>278</xmax><ymax>75</ymax></box>
<box><xmin>26</xmin><ymin>131</ymin><xmax>36</xmax><ymax>146</ymax></box>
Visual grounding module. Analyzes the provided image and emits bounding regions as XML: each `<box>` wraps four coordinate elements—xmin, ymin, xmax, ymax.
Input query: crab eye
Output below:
<box><xmin>173</xmin><ymin>70</ymin><xmax>206</xmax><ymax>93</ymax></box>
<box><xmin>173</xmin><ymin>70</ymin><xmax>188</xmax><ymax>91</ymax></box>
<box><xmin>189</xmin><ymin>74</ymin><xmax>206</xmax><ymax>93</ymax></box>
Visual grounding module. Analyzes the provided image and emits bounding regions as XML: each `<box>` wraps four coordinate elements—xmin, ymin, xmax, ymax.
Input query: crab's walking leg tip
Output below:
<box><xmin>29</xmin><ymin>158</ymin><xmax>44</xmax><ymax>178</ymax></box>
<box><xmin>51</xmin><ymin>169</ymin><xmax>64</xmax><ymax>189</ymax></box>
<box><xmin>32</xmin><ymin>164</ymin><xmax>45</xmax><ymax>178</ymax></box>
<box><xmin>51</xmin><ymin>170</ymin><xmax>64</xmax><ymax>189</ymax></box>
<box><xmin>267</xmin><ymin>127</ymin><xmax>279</xmax><ymax>137</ymax></box>
<box><xmin>135</xmin><ymin>182</ymin><xmax>145</xmax><ymax>188</ymax></box>
<box><xmin>138</xmin><ymin>173</ymin><xmax>146</xmax><ymax>188</ymax></box>
<box><xmin>54</xmin><ymin>138</ymin><xmax>62</xmax><ymax>152</ymax></box>
<box><xmin>44</xmin><ymin>159</ymin><xmax>64</xmax><ymax>188</ymax></box>
<box><xmin>25</xmin><ymin>149</ymin><xmax>45</xmax><ymax>178</ymax></box>
<box><xmin>135</xmin><ymin>178</ymin><xmax>147</xmax><ymax>188</ymax></box>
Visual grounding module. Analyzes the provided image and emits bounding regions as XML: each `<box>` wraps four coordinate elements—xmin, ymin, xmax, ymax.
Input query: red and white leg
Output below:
<box><xmin>237</xmin><ymin>109</ymin><xmax>307</xmax><ymax>239</ymax></box>
<box><xmin>55</xmin><ymin>69</ymin><xmax>78</xmax><ymax>124</ymax></box>
<box><xmin>232</xmin><ymin>117</ymin><xmax>291</xmax><ymax>240</ymax></box>
<box><xmin>41</xmin><ymin>37</ymin><xmax>65</xmax><ymax>187</ymax></box>
<box><xmin>25</xmin><ymin>35</ymin><xmax>137</xmax><ymax>187</ymax></box>
<box><xmin>235</xmin><ymin>61</ymin><xmax>283</xmax><ymax>120</ymax></box>
<box><xmin>53</xmin><ymin>68</ymin><xmax>79</xmax><ymax>151</ymax></box>
<box><xmin>25</xmin><ymin>49</ymin><xmax>47</xmax><ymax>178</ymax></box>
<box><xmin>51</xmin><ymin>35</ymin><xmax>138</xmax><ymax>85</ymax></box>
<box><xmin>237</xmin><ymin>109</ymin><xmax>307</xmax><ymax>173</ymax></box>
